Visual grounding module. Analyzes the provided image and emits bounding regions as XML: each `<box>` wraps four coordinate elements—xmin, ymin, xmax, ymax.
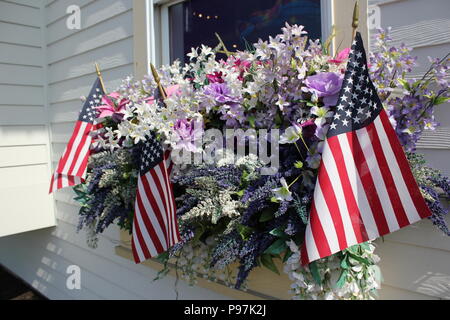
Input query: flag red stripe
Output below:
<box><xmin>317</xmin><ymin>162</ymin><xmax>348</xmax><ymax>250</ymax></box>
<box><xmin>49</xmin><ymin>174</ymin><xmax>55</xmax><ymax>194</ymax></box>
<box><xmin>327</xmin><ymin>136</ymin><xmax>369</xmax><ymax>243</ymax></box>
<box><xmin>365</xmin><ymin>121</ymin><xmax>410</xmax><ymax>227</ymax></box>
<box><xmin>346</xmin><ymin>131</ymin><xmax>390</xmax><ymax>235</ymax></box>
<box><xmin>148</xmin><ymin>167</ymin><xmax>171</xmax><ymax>246</ymax></box>
<box><xmin>379</xmin><ymin>111</ymin><xmax>431</xmax><ymax>219</ymax></box>
<box><xmin>67</xmin><ymin>123</ymin><xmax>92</xmax><ymax>176</ymax></box>
<box><xmin>300</xmin><ymin>242</ymin><xmax>310</xmax><ymax>266</ymax></box>
<box><xmin>141</xmin><ymin>173</ymin><xmax>169</xmax><ymax>249</ymax></box>
<box><xmin>158</xmin><ymin>162</ymin><xmax>174</xmax><ymax>245</ymax></box>
<box><xmin>136</xmin><ymin>189</ymin><xmax>165</xmax><ymax>254</ymax></box>
<box><xmin>308</xmin><ymin>202</ymin><xmax>332</xmax><ymax>259</ymax></box>
<box><xmin>130</xmin><ymin>234</ymin><xmax>141</xmax><ymax>263</ymax></box>
<box><xmin>57</xmin><ymin>120</ymin><xmax>82</xmax><ymax>173</ymax></box>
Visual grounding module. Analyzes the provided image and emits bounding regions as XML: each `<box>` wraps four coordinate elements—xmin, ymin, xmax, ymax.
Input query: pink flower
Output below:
<box><xmin>328</xmin><ymin>48</ymin><xmax>350</xmax><ymax>64</ymax></box>
<box><xmin>228</xmin><ymin>57</ymin><xmax>251</xmax><ymax>81</ymax></box>
<box><xmin>96</xmin><ymin>92</ymin><xmax>129</xmax><ymax>119</ymax></box>
<box><xmin>206</xmin><ymin>72</ymin><xmax>225</xmax><ymax>83</ymax></box>
<box><xmin>145</xmin><ymin>85</ymin><xmax>180</xmax><ymax>104</ymax></box>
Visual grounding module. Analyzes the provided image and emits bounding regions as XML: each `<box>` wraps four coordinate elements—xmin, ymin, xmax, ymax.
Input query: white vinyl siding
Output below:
<box><xmin>369</xmin><ymin>0</ymin><xmax>450</xmax><ymax>300</ymax></box>
<box><xmin>0</xmin><ymin>0</ymin><xmax>228</xmax><ymax>300</ymax></box>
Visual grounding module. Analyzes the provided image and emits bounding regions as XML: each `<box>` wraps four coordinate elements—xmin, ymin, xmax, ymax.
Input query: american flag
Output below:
<box><xmin>49</xmin><ymin>78</ymin><xmax>104</xmax><ymax>193</ymax></box>
<box><xmin>131</xmin><ymin>132</ymin><xmax>181</xmax><ymax>263</ymax></box>
<box><xmin>300</xmin><ymin>33</ymin><xmax>431</xmax><ymax>265</ymax></box>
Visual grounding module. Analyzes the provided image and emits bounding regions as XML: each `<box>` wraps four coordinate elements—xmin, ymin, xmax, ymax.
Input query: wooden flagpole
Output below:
<box><xmin>150</xmin><ymin>63</ymin><xmax>167</xmax><ymax>100</ymax></box>
<box><xmin>351</xmin><ymin>1</ymin><xmax>359</xmax><ymax>43</ymax></box>
<box><xmin>95</xmin><ymin>62</ymin><xmax>107</xmax><ymax>93</ymax></box>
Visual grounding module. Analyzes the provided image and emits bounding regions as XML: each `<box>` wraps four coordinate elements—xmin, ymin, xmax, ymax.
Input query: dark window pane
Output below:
<box><xmin>168</xmin><ymin>0</ymin><xmax>322</xmax><ymax>63</ymax></box>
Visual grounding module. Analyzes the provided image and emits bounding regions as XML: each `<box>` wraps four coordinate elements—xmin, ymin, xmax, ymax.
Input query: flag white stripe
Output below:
<box><xmin>356</xmin><ymin>127</ymin><xmax>400</xmax><ymax>232</ymax></box>
<box><xmin>70</xmin><ymin>135</ymin><xmax>92</xmax><ymax>176</ymax></box>
<box><xmin>304</xmin><ymin>222</ymin><xmax>320</xmax><ymax>262</ymax></box>
<box><xmin>338</xmin><ymin>134</ymin><xmax>380</xmax><ymax>240</ymax></box>
<box><xmin>313</xmin><ymin>183</ymin><xmax>341</xmax><ymax>254</ymax></box>
<box><xmin>373</xmin><ymin>116</ymin><xmax>421</xmax><ymax>223</ymax></box>
<box><xmin>322</xmin><ymin>141</ymin><xmax>358</xmax><ymax>246</ymax></box>
<box><xmin>132</xmin><ymin>223</ymin><xmax>146</xmax><ymax>262</ymax></box>
<box><xmin>139</xmin><ymin>175</ymin><xmax>168</xmax><ymax>250</ymax></box>
<box><xmin>134</xmin><ymin>198</ymin><xmax>159</xmax><ymax>257</ymax></box>
<box><xmin>61</xmin><ymin>121</ymin><xmax>88</xmax><ymax>174</ymax></box>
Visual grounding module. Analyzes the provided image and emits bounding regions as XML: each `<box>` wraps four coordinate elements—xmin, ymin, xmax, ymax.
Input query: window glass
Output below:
<box><xmin>168</xmin><ymin>0</ymin><xmax>322</xmax><ymax>63</ymax></box>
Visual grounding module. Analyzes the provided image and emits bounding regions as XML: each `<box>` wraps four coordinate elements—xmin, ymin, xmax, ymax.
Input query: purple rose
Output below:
<box><xmin>303</xmin><ymin>72</ymin><xmax>343</xmax><ymax>106</ymax></box>
<box><xmin>203</xmin><ymin>82</ymin><xmax>240</xmax><ymax>104</ymax></box>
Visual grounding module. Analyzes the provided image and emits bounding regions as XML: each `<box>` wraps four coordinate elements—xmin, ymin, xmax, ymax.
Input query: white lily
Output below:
<box><xmin>279</xmin><ymin>125</ymin><xmax>302</xmax><ymax>144</ymax></box>
<box><xmin>272</xmin><ymin>177</ymin><xmax>293</xmax><ymax>202</ymax></box>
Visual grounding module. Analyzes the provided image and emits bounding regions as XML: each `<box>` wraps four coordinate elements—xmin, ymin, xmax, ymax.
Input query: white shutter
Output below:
<box><xmin>0</xmin><ymin>0</ymin><xmax>55</xmax><ymax>237</ymax></box>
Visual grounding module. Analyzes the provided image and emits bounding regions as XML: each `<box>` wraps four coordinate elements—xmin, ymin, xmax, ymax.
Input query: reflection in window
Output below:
<box><xmin>169</xmin><ymin>0</ymin><xmax>322</xmax><ymax>63</ymax></box>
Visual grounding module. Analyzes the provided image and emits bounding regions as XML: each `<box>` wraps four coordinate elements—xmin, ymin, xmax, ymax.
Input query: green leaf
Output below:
<box><xmin>309</xmin><ymin>261</ymin><xmax>322</xmax><ymax>285</ymax></box>
<box><xmin>397</xmin><ymin>78</ymin><xmax>411</xmax><ymax>91</ymax></box>
<box><xmin>260</xmin><ymin>254</ymin><xmax>280</xmax><ymax>275</ymax></box>
<box><xmin>348</xmin><ymin>252</ymin><xmax>371</xmax><ymax>265</ymax></box>
<box><xmin>248</xmin><ymin>115</ymin><xmax>256</xmax><ymax>128</ymax></box>
<box><xmin>269</xmin><ymin>227</ymin><xmax>287</xmax><ymax>238</ymax></box>
<box><xmin>270</xmin><ymin>197</ymin><xmax>279</xmax><ymax>203</ymax></box>
<box><xmin>433</xmin><ymin>96</ymin><xmax>450</xmax><ymax>105</ymax></box>
<box><xmin>336</xmin><ymin>269</ymin><xmax>348</xmax><ymax>288</ymax></box>
<box><xmin>259</xmin><ymin>208</ymin><xmax>274</xmax><ymax>222</ymax></box>
<box><xmin>294</xmin><ymin>161</ymin><xmax>304</xmax><ymax>169</ymax></box>
<box><xmin>236</xmin><ymin>224</ymin><xmax>253</xmax><ymax>240</ymax></box>
<box><xmin>282</xmin><ymin>249</ymin><xmax>294</xmax><ymax>263</ymax></box>
<box><xmin>264</xmin><ymin>239</ymin><xmax>287</xmax><ymax>255</ymax></box>
<box><xmin>340</xmin><ymin>256</ymin><xmax>349</xmax><ymax>269</ymax></box>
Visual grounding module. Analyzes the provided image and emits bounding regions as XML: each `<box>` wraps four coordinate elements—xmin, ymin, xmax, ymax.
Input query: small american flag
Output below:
<box><xmin>49</xmin><ymin>78</ymin><xmax>104</xmax><ymax>193</ymax></box>
<box><xmin>301</xmin><ymin>33</ymin><xmax>431</xmax><ymax>265</ymax></box>
<box><xmin>131</xmin><ymin>132</ymin><xmax>181</xmax><ymax>263</ymax></box>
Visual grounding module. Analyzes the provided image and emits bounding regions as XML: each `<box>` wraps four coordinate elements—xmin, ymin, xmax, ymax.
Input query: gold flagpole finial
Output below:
<box><xmin>150</xmin><ymin>63</ymin><xmax>167</xmax><ymax>100</ymax></box>
<box><xmin>351</xmin><ymin>0</ymin><xmax>359</xmax><ymax>41</ymax></box>
<box><xmin>94</xmin><ymin>62</ymin><xmax>107</xmax><ymax>93</ymax></box>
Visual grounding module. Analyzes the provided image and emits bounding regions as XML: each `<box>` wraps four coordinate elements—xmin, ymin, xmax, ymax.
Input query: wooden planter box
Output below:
<box><xmin>115</xmin><ymin>230</ymin><xmax>292</xmax><ymax>299</ymax></box>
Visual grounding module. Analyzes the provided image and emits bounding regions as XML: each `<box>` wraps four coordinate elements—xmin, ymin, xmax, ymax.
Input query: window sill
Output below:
<box><xmin>115</xmin><ymin>230</ymin><xmax>292</xmax><ymax>300</ymax></box>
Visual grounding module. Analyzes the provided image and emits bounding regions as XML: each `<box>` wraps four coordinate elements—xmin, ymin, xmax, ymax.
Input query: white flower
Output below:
<box><xmin>275</xmin><ymin>94</ymin><xmax>290</xmax><ymax>111</ymax></box>
<box><xmin>187</xmin><ymin>47</ymin><xmax>198</xmax><ymax>60</ymax></box>
<box><xmin>272</xmin><ymin>177</ymin><xmax>293</xmax><ymax>201</ymax></box>
<box><xmin>310</xmin><ymin>106</ymin><xmax>334</xmax><ymax>126</ymax></box>
<box><xmin>280</xmin><ymin>125</ymin><xmax>302</xmax><ymax>144</ymax></box>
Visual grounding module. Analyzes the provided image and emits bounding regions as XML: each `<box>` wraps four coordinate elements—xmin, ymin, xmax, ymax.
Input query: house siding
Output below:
<box><xmin>0</xmin><ymin>0</ymin><xmax>228</xmax><ymax>300</ymax></box>
<box><xmin>369</xmin><ymin>0</ymin><xmax>450</xmax><ymax>300</ymax></box>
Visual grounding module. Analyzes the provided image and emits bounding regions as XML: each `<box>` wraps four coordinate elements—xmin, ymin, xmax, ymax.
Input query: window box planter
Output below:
<box><xmin>115</xmin><ymin>230</ymin><xmax>293</xmax><ymax>300</ymax></box>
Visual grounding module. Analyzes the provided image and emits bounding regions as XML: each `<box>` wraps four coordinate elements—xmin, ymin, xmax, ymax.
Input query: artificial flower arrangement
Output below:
<box><xmin>72</xmin><ymin>24</ymin><xmax>450</xmax><ymax>300</ymax></box>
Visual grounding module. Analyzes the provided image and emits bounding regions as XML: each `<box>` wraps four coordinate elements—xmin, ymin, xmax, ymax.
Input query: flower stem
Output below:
<box><xmin>299</xmin><ymin>134</ymin><xmax>311</xmax><ymax>153</ymax></box>
<box><xmin>289</xmin><ymin>175</ymin><xmax>302</xmax><ymax>188</ymax></box>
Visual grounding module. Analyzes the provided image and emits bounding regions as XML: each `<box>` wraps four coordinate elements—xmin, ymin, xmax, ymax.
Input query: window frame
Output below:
<box><xmin>134</xmin><ymin>0</ymin><xmax>368</xmax><ymax>75</ymax></box>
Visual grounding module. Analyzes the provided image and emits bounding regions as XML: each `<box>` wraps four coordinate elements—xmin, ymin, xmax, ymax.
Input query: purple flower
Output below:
<box><xmin>299</xmin><ymin>120</ymin><xmax>317</xmax><ymax>140</ymax></box>
<box><xmin>203</xmin><ymin>82</ymin><xmax>239</xmax><ymax>105</ymax></box>
<box><xmin>173</xmin><ymin>119</ymin><xmax>203</xmax><ymax>152</ymax></box>
<box><xmin>303</xmin><ymin>72</ymin><xmax>343</xmax><ymax>106</ymax></box>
